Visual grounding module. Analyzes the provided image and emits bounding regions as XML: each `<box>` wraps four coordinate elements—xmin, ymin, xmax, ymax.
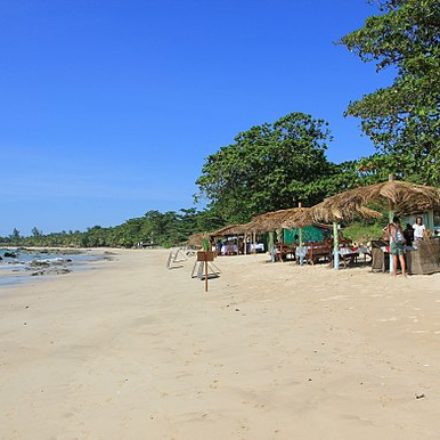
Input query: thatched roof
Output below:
<box><xmin>306</xmin><ymin>202</ymin><xmax>382</xmax><ymax>224</ymax></box>
<box><xmin>209</xmin><ymin>223</ymin><xmax>252</xmax><ymax>238</ymax></box>
<box><xmin>309</xmin><ymin>179</ymin><xmax>440</xmax><ymax>222</ymax></box>
<box><xmin>247</xmin><ymin>208</ymin><xmax>306</xmax><ymax>232</ymax></box>
<box><xmin>280</xmin><ymin>207</ymin><xmax>312</xmax><ymax>229</ymax></box>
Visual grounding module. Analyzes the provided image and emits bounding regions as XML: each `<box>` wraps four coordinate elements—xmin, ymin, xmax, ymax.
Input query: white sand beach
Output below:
<box><xmin>1</xmin><ymin>249</ymin><xmax>440</xmax><ymax>439</ymax></box>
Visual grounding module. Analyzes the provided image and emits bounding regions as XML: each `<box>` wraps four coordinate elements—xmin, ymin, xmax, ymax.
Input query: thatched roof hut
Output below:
<box><xmin>209</xmin><ymin>223</ymin><xmax>252</xmax><ymax>238</ymax></box>
<box><xmin>247</xmin><ymin>208</ymin><xmax>306</xmax><ymax>232</ymax></box>
<box><xmin>306</xmin><ymin>179</ymin><xmax>440</xmax><ymax>223</ymax></box>
<box><xmin>306</xmin><ymin>202</ymin><xmax>383</xmax><ymax>224</ymax></box>
<box><xmin>280</xmin><ymin>207</ymin><xmax>312</xmax><ymax>229</ymax></box>
<box><xmin>187</xmin><ymin>232</ymin><xmax>205</xmax><ymax>247</ymax></box>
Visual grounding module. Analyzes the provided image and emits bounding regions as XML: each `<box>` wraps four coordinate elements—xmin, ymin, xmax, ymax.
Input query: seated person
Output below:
<box><xmin>403</xmin><ymin>223</ymin><xmax>414</xmax><ymax>247</ymax></box>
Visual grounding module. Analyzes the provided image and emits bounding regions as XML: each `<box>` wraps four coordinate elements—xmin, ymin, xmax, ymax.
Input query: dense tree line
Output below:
<box><xmin>2</xmin><ymin>0</ymin><xmax>438</xmax><ymax>248</ymax></box>
<box><xmin>0</xmin><ymin>209</ymin><xmax>226</xmax><ymax>248</ymax></box>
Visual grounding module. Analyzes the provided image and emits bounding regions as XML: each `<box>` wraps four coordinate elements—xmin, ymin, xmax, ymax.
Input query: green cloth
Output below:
<box><xmin>283</xmin><ymin>226</ymin><xmax>327</xmax><ymax>244</ymax></box>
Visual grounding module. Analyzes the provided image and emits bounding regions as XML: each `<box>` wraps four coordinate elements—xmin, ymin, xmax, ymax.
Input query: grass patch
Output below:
<box><xmin>342</xmin><ymin>221</ymin><xmax>386</xmax><ymax>243</ymax></box>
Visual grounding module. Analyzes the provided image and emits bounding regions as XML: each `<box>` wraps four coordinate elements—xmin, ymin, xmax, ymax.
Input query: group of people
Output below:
<box><xmin>385</xmin><ymin>216</ymin><xmax>426</xmax><ymax>276</ymax></box>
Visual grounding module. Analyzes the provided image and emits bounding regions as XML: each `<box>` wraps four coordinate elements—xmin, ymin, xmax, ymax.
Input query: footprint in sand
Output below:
<box><xmin>209</xmin><ymin>380</ymin><xmax>219</xmax><ymax>389</ymax></box>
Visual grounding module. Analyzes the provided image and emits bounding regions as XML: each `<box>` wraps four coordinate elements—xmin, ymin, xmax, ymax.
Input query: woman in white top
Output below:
<box><xmin>413</xmin><ymin>216</ymin><xmax>426</xmax><ymax>242</ymax></box>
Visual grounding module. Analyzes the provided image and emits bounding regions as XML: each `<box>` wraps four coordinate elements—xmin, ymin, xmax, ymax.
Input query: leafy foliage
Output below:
<box><xmin>0</xmin><ymin>209</ymin><xmax>223</xmax><ymax>248</ymax></box>
<box><xmin>343</xmin><ymin>220</ymin><xmax>388</xmax><ymax>243</ymax></box>
<box><xmin>196</xmin><ymin>112</ymin><xmax>335</xmax><ymax>222</ymax></box>
<box><xmin>340</xmin><ymin>0</ymin><xmax>440</xmax><ymax>184</ymax></box>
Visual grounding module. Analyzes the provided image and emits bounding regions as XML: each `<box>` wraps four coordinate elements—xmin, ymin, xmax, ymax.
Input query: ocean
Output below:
<box><xmin>0</xmin><ymin>248</ymin><xmax>103</xmax><ymax>287</ymax></box>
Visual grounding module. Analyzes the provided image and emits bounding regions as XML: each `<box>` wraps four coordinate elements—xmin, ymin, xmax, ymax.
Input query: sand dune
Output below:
<box><xmin>1</xmin><ymin>249</ymin><xmax>440</xmax><ymax>439</ymax></box>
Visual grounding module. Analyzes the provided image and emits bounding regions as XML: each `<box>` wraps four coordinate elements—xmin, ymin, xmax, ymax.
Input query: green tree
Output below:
<box><xmin>31</xmin><ymin>227</ymin><xmax>43</xmax><ymax>237</ymax></box>
<box><xmin>196</xmin><ymin>112</ymin><xmax>334</xmax><ymax>222</ymax></box>
<box><xmin>10</xmin><ymin>228</ymin><xmax>20</xmax><ymax>243</ymax></box>
<box><xmin>340</xmin><ymin>0</ymin><xmax>440</xmax><ymax>184</ymax></box>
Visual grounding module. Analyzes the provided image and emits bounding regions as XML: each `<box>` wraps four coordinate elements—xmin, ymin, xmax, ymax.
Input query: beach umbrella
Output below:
<box><xmin>209</xmin><ymin>224</ymin><xmax>251</xmax><ymax>238</ymax></box>
<box><xmin>247</xmin><ymin>207</ymin><xmax>308</xmax><ymax>259</ymax></box>
<box><xmin>306</xmin><ymin>177</ymin><xmax>440</xmax><ymax>270</ymax></box>
<box><xmin>290</xmin><ymin>199</ymin><xmax>381</xmax><ymax>270</ymax></box>
<box><xmin>280</xmin><ymin>204</ymin><xmax>312</xmax><ymax>265</ymax></box>
<box><xmin>309</xmin><ymin>178</ymin><xmax>440</xmax><ymax>220</ymax></box>
<box><xmin>209</xmin><ymin>223</ymin><xmax>257</xmax><ymax>255</ymax></box>
<box><xmin>247</xmin><ymin>208</ymin><xmax>303</xmax><ymax>232</ymax></box>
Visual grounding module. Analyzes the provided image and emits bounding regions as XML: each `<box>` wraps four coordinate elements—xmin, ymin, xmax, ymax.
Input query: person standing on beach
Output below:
<box><xmin>413</xmin><ymin>216</ymin><xmax>426</xmax><ymax>244</ymax></box>
<box><xmin>385</xmin><ymin>216</ymin><xmax>407</xmax><ymax>277</ymax></box>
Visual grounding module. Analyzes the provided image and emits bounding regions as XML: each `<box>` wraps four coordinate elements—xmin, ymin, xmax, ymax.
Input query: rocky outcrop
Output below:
<box><xmin>31</xmin><ymin>268</ymin><xmax>71</xmax><ymax>276</ymax></box>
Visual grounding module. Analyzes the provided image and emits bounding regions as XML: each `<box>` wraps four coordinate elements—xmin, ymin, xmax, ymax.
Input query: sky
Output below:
<box><xmin>0</xmin><ymin>0</ymin><xmax>395</xmax><ymax>236</ymax></box>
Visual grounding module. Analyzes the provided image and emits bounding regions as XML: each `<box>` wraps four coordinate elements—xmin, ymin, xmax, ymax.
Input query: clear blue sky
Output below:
<box><xmin>0</xmin><ymin>0</ymin><xmax>393</xmax><ymax>236</ymax></box>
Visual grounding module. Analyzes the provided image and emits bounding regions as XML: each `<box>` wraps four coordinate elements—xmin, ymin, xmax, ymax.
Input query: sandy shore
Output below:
<box><xmin>1</xmin><ymin>249</ymin><xmax>440</xmax><ymax>439</ymax></box>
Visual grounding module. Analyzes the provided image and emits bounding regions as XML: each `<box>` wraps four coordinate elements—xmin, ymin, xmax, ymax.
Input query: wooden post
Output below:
<box><xmin>268</xmin><ymin>230</ymin><xmax>275</xmax><ymax>262</ymax></box>
<box><xmin>299</xmin><ymin>226</ymin><xmax>304</xmax><ymax>266</ymax></box>
<box><xmin>205</xmin><ymin>260</ymin><xmax>208</xmax><ymax>292</ymax></box>
<box><xmin>275</xmin><ymin>228</ymin><xmax>282</xmax><ymax>244</ymax></box>
<box><xmin>252</xmin><ymin>231</ymin><xmax>256</xmax><ymax>254</ymax></box>
<box><xmin>388</xmin><ymin>174</ymin><xmax>395</xmax><ymax>273</ymax></box>
<box><xmin>197</xmin><ymin>251</ymin><xmax>214</xmax><ymax>292</ymax></box>
<box><xmin>333</xmin><ymin>222</ymin><xmax>340</xmax><ymax>270</ymax></box>
<box><xmin>388</xmin><ymin>209</ymin><xmax>394</xmax><ymax>273</ymax></box>
<box><xmin>298</xmin><ymin>202</ymin><xmax>304</xmax><ymax>266</ymax></box>
<box><xmin>427</xmin><ymin>209</ymin><xmax>435</xmax><ymax>230</ymax></box>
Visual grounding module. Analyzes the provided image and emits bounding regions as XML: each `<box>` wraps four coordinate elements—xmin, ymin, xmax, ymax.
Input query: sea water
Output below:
<box><xmin>0</xmin><ymin>248</ymin><xmax>103</xmax><ymax>287</ymax></box>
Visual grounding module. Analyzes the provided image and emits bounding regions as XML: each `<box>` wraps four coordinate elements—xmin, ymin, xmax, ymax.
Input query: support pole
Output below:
<box><xmin>298</xmin><ymin>202</ymin><xmax>304</xmax><ymax>266</ymax></box>
<box><xmin>388</xmin><ymin>210</ymin><xmax>394</xmax><ymax>273</ymax></box>
<box><xmin>252</xmin><ymin>231</ymin><xmax>256</xmax><ymax>254</ymax></box>
<box><xmin>205</xmin><ymin>259</ymin><xmax>208</xmax><ymax>292</ymax></box>
<box><xmin>244</xmin><ymin>233</ymin><xmax>248</xmax><ymax>255</ymax></box>
<box><xmin>388</xmin><ymin>175</ymin><xmax>395</xmax><ymax>274</ymax></box>
<box><xmin>333</xmin><ymin>222</ymin><xmax>340</xmax><ymax>270</ymax></box>
<box><xmin>427</xmin><ymin>209</ymin><xmax>435</xmax><ymax>230</ymax></box>
<box><xmin>268</xmin><ymin>231</ymin><xmax>275</xmax><ymax>262</ymax></box>
<box><xmin>276</xmin><ymin>228</ymin><xmax>283</xmax><ymax>244</ymax></box>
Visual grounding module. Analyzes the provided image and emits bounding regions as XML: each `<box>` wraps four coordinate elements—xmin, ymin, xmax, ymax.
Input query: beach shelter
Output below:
<box><xmin>247</xmin><ymin>208</ymin><xmax>303</xmax><ymax>232</ymax></box>
<box><xmin>247</xmin><ymin>207</ymin><xmax>309</xmax><ymax>257</ymax></box>
<box><xmin>309</xmin><ymin>178</ymin><xmax>440</xmax><ymax>221</ymax></box>
<box><xmin>297</xmin><ymin>201</ymin><xmax>382</xmax><ymax>269</ymax></box>
<box><xmin>209</xmin><ymin>223</ymin><xmax>257</xmax><ymax>254</ymax></box>
<box><xmin>209</xmin><ymin>224</ymin><xmax>250</xmax><ymax>237</ymax></box>
<box><xmin>306</xmin><ymin>177</ymin><xmax>440</xmax><ymax>270</ymax></box>
<box><xmin>279</xmin><ymin>205</ymin><xmax>312</xmax><ymax>265</ymax></box>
